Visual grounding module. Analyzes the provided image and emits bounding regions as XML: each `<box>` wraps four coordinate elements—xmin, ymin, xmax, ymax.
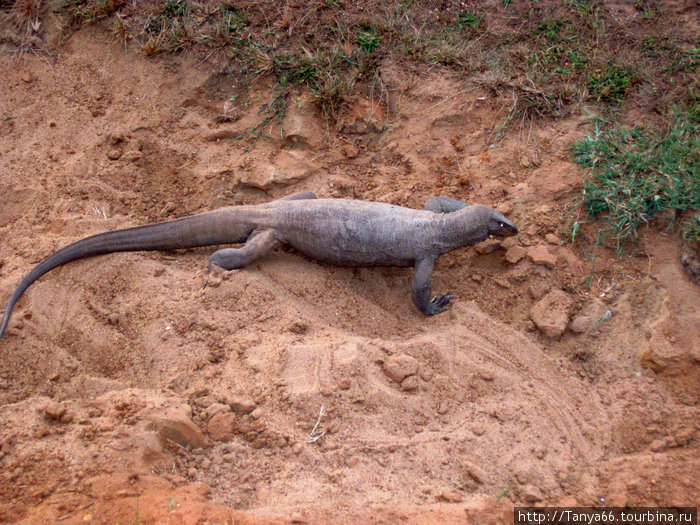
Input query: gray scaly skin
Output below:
<box><xmin>0</xmin><ymin>192</ymin><xmax>517</xmax><ymax>339</ymax></box>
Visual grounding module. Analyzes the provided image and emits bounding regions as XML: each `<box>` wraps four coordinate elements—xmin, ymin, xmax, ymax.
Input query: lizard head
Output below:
<box><xmin>485</xmin><ymin>208</ymin><xmax>518</xmax><ymax>238</ymax></box>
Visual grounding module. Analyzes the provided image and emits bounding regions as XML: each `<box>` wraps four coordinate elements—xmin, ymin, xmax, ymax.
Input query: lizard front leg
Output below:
<box><xmin>424</xmin><ymin>196</ymin><xmax>469</xmax><ymax>213</ymax></box>
<box><xmin>411</xmin><ymin>257</ymin><xmax>455</xmax><ymax>315</ymax></box>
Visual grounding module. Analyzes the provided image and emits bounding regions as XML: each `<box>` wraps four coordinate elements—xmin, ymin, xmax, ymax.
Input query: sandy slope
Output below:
<box><xmin>0</xmin><ymin>27</ymin><xmax>697</xmax><ymax>524</ymax></box>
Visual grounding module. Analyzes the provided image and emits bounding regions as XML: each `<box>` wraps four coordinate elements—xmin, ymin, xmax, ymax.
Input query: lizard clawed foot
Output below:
<box><xmin>205</xmin><ymin>262</ymin><xmax>225</xmax><ymax>289</ymax></box>
<box><xmin>427</xmin><ymin>292</ymin><xmax>455</xmax><ymax>315</ymax></box>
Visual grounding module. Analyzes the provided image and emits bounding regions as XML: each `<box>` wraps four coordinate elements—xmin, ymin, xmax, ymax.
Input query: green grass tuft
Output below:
<box><xmin>356</xmin><ymin>25</ymin><xmax>381</xmax><ymax>53</ymax></box>
<box><xmin>571</xmin><ymin>104</ymin><xmax>700</xmax><ymax>251</ymax></box>
<box><xmin>587</xmin><ymin>64</ymin><xmax>635</xmax><ymax>104</ymax></box>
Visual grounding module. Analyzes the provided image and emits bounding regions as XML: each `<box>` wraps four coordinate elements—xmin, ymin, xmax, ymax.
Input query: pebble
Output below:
<box><xmin>228</xmin><ymin>396</ymin><xmax>256</xmax><ymax>415</ymax></box>
<box><xmin>44</xmin><ymin>402</ymin><xmax>67</xmax><ymax>421</ymax></box>
<box><xmin>529</xmin><ymin>289</ymin><xmax>574</xmax><ymax>338</ymax></box>
<box><xmin>522</xmin><ymin>484</ymin><xmax>544</xmax><ymax>503</ymax></box>
<box><xmin>436</xmin><ymin>490</ymin><xmax>463</xmax><ymax>503</ymax></box>
<box><xmin>383</xmin><ymin>354</ymin><xmax>419</xmax><ymax>383</ymax></box>
<box><xmin>545</xmin><ymin>233</ymin><xmax>562</xmax><ymax>245</ymax></box>
<box><xmin>150</xmin><ymin>407</ymin><xmax>206</xmax><ymax>449</ymax></box>
<box><xmin>505</xmin><ymin>246</ymin><xmax>527</xmax><ymax>264</ymax></box>
<box><xmin>341</xmin><ymin>143</ymin><xmax>359</xmax><ymax>159</ymax></box>
<box><xmin>205</xmin><ymin>403</ymin><xmax>231</xmax><ymax>420</ymax></box>
<box><xmin>400</xmin><ymin>375</ymin><xmax>420</xmax><ymax>391</ymax></box>
<box><xmin>106</xmin><ymin>147</ymin><xmax>122</xmax><ymax>160</ymax></box>
<box><xmin>463</xmin><ymin>461</ymin><xmax>487</xmax><ymax>484</ymax></box>
<box><xmin>527</xmin><ymin>244</ymin><xmax>557</xmax><ymax>268</ymax></box>
<box><xmin>475</xmin><ymin>239</ymin><xmax>501</xmax><ymax>255</ymax></box>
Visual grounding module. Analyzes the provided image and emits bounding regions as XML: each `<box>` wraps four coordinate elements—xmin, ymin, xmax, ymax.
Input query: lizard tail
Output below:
<box><xmin>0</xmin><ymin>209</ymin><xmax>253</xmax><ymax>339</ymax></box>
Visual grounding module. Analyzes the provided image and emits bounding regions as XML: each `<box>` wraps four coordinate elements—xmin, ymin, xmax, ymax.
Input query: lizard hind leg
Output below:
<box><xmin>209</xmin><ymin>228</ymin><xmax>280</xmax><ymax>271</ymax></box>
<box><xmin>208</xmin><ymin>192</ymin><xmax>314</xmax><ymax>272</ymax></box>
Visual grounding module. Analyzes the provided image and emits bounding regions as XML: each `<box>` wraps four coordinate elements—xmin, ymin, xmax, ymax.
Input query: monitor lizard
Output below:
<box><xmin>0</xmin><ymin>192</ymin><xmax>517</xmax><ymax>338</ymax></box>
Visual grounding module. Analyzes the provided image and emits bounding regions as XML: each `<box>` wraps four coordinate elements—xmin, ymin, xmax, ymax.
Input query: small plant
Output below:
<box><xmin>588</xmin><ymin>64</ymin><xmax>635</xmax><ymax>104</ymax></box>
<box><xmin>536</xmin><ymin>18</ymin><xmax>564</xmax><ymax>41</ymax></box>
<box><xmin>455</xmin><ymin>11</ymin><xmax>484</xmax><ymax>30</ymax></box>
<box><xmin>161</xmin><ymin>0</ymin><xmax>188</xmax><ymax>18</ymax></box>
<box><xmin>571</xmin><ymin>105</ymin><xmax>700</xmax><ymax>251</ymax></box>
<box><xmin>568</xmin><ymin>49</ymin><xmax>588</xmax><ymax>69</ymax></box>
<box><xmin>682</xmin><ymin>214</ymin><xmax>700</xmax><ymax>242</ymax></box>
<box><xmin>356</xmin><ymin>25</ymin><xmax>381</xmax><ymax>53</ymax></box>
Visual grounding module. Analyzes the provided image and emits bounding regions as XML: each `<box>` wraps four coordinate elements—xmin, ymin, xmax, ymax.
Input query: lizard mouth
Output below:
<box><xmin>491</xmin><ymin>225</ymin><xmax>518</xmax><ymax>237</ymax></box>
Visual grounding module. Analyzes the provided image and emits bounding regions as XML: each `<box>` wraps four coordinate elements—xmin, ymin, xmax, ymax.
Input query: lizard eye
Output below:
<box><xmin>498</xmin><ymin>221</ymin><xmax>505</xmax><ymax>228</ymax></box>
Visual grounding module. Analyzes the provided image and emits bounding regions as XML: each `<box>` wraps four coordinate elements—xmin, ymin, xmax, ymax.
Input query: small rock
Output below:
<box><xmin>106</xmin><ymin>147</ymin><xmax>122</xmax><ymax>160</ymax></box>
<box><xmin>340</xmin><ymin>144</ymin><xmax>359</xmax><ymax>159</ymax></box>
<box><xmin>494</xmin><ymin>278</ymin><xmax>511</xmax><ymax>289</ymax></box>
<box><xmin>569</xmin><ymin>298</ymin><xmax>609</xmax><ymax>333</ymax></box>
<box><xmin>528</xmin><ymin>281</ymin><xmax>550</xmax><ymax>300</ymax></box>
<box><xmin>419</xmin><ymin>367</ymin><xmax>434</xmax><ymax>382</ymax></box>
<box><xmin>463</xmin><ymin>461</ymin><xmax>487</xmax><ymax>484</ymax></box>
<box><xmin>383</xmin><ymin>354</ymin><xmax>419</xmax><ymax>383</ymax></box>
<box><xmin>505</xmin><ymin>246</ymin><xmax>527</xmax><ymax>264</ymax></box>
<box><xmin>529</xmin><ymin>289</ymin><xmax>574</xmax><ymax>338</ymax></box>
<box><xmin>471</xmin><ymin>425</ymin><xmax>486</xmax><ymax>436</ymax></box>
<box><xmin>522</xmin><ymin>484</ymin><xmax>544</xmax><ymax>503</ymax></box>
<box><xmin>501</xmin><ymin>236</ymin><xmax>518</xmax><ymax>249</ymax></box>
<box><xmin>44</xmin><ymin>402</ymin><xmax>67</xmax><ymax>421</ymax></box>
<box><xmin>150</xmin><ymin>407</ymin><xmax>206</xmax><ymax>449</ymax></box>
<box><xmin>228</xmin><ymin>397</ymin><xmax>256</xmax><ymax>415</ymax></box>
<box><xmin>207</xmin><ymin>413</ymin><xmax>236</xmax><ymax>442</ymax></box>
<box><xmin>400</xmin><ymin>375</ymin><xmax>420</xmax><ymax>391</ymax></box>
<box><xmin>205</xmin><ymin>403</ymin><xmax>231</xmax><ymax>420</ymax></box>
<box><xmin>238</xmin><ymin>150</ymin><xmax>316</xmax><ymax>190</ymax></box>
<box><xmin>436</xmin><ymin>490</ymin><xmax>463</xmax><ymax>503</ymax></box>
<box><xmin>650</xmin><ymin>438</ymin><xmax>669</xmax><ymax>452</ymax></box>
<box><xmin>545</xmin><ymin>233</ymin><xmax>562</xmax><ymax>245</ymax></box>
<box><xmin>475</xmin><ymin>239</ymin><xmax>501</xmax><ymax>255</ymax></box>
<box><xmin>497</xmin><ymin>202</ymin><xmax>513</xmax><ymax>215</ymax></box>
<box><xmin>338</xmin><ymin>378</ymin><xmax>351</xmax><ymax>390</ymax></box>
<box><xmin>527</xmin><ymin>244</ymin><xmax>557</xmax><ymax>268</ymax></box>
<box><xmin>21</xmin><ymin>72</ymin><xmax>33</xmax><ymax>83</ymax></box>
<box><xmin>477</xmin><ymin>369</ymin><xmax>494</xmax><ymax>381</ymax></box>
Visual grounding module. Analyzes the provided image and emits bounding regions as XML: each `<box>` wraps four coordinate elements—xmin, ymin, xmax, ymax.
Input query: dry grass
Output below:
<box><xmin>2</xmin><ymin>0</ymin><xmax>696</xmax><ymax>130</ymax></box>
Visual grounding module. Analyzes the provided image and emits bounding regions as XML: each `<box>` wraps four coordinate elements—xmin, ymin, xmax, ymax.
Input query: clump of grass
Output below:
<box><xmin>455</xmin><ymin>11</ymin><xmax>484</xmax><ymax>30</ymax></box>
<box><xmin>571</xmin><ymin>104</ymin><xmax>700</xmax><ymax>251</ymax></box>
<box><xmin>67</xmin><ymin>0</ymin><xmax>126</xmax><ymax>26</ymax></box>
<box><xmin>682</xmin><ymin>214</ymin><xmax>700</xmax><ymax>242</ymax></box>
<box><xmin>356</xmin><ymin>24</ymin><xmax>381</xmax><ymax>53</ymax></box>
<box><xmin>588</xmin><ymin>64</ymin><xmax>636</xmax><ymax>104</ymax></box>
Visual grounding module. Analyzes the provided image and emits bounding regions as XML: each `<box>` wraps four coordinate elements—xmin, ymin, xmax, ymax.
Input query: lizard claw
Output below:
<box><xmin>428</xmin><ymin>292</ymin><xmax>455</xmax><ymax>314</ymax></box>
